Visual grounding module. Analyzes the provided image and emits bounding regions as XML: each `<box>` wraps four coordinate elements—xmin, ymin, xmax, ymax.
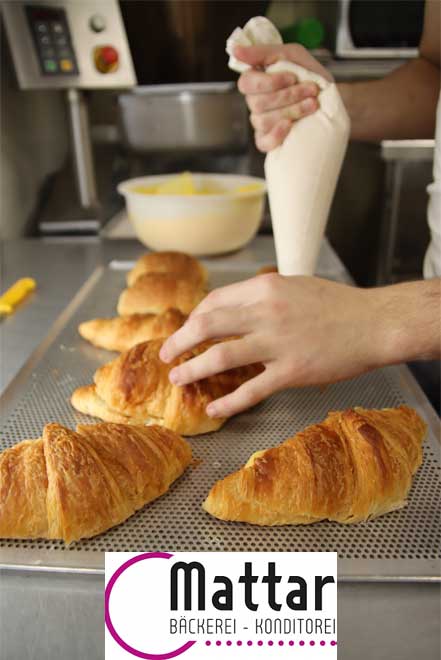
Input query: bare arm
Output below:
<box><xmin>160</xmin><ymin>276</ymin><xmax>441</xmax><ymax>418</ymax></box>
<box><xmin>339</xmin><ymin>0</ymin><xmax>440</xmax><ymax>142</ymax></box>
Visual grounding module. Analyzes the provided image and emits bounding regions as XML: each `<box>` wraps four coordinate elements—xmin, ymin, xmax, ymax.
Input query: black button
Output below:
<box><xmin>41</xmin><ymin>47</ymin><xmax>56</xmax><ymax>58</ymax></box>
<box><xmin>55</xmin><ymin>36</ymin><xmax>68</xmax><ymax>46</ymax></box>
<box><xmin>38</xmin><ymin>34</ymin><xmax>52</xmax><ymax>46</ymax></box>
<box><xmin>35</xmin><ymin>22</ymin><xmax>48</xmax><ymax>33</ymax></box>
<box><xmin>51</xmin><ymin>22</ymin><xmax>64</xmax><ymax>34</ymax></box>
<box><xmin>57</xmin><ymin>47</ymin><xmax>72</xmax><ymax>59</ymax></box>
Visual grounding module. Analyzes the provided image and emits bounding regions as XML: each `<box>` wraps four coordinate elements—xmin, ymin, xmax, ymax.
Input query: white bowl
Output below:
<box><xmin>117</xmin><ymin>173</ymin><xmax>266</xmax><ymax>256</ymax></box>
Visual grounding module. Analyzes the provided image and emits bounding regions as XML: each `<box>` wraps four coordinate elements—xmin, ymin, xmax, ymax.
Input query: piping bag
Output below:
<box><xmin>227</xmin><ymin>17</ymin><xmax>350</xmax><ymax>276</ymax></box>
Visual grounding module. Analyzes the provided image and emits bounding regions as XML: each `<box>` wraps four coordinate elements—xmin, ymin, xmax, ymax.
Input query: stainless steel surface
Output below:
<box><xmin>381</xmin><ymin>139</ymin><xmax>435</xmax><ymax>162</ymax></box>
<box><xmin>376</xmin><ymin>140</ymin><xmax>435</xmax><ymax>285</ymax></box>
<box><xmin>1</xmin><ymin>0</ymin><xmax>136</xmax><ymax>90</ymax></box>
<box><xmin>118</xmin><ymin>83</ymin><xmax>249</xmax><ymax>154</ymax></box>
<box><xmin>1</xmin><ymin>262</ymin><xmax>439</xmax><ymax>580</ymax></box>
<box><xmin>67</xmin><ymin>89</ymin><xmax>99</xmax><ymax>211</ymax></box>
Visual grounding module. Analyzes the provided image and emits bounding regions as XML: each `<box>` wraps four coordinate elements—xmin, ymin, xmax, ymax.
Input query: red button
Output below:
<box><xmin>100</xmin><ymin>46</ymin><xmax>118</xmax><ymax>65</ymax></box>
<box><xmin>94</xmin><ymin>45</ymin><xmax>119</xmax><ymax>73</ymax></box>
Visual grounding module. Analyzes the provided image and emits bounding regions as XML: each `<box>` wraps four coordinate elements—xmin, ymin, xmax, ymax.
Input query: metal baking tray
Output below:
<box><xmin>0</xmin><ymin>263</ymin><xmax>440</xmax><ymax>581</ymax></box>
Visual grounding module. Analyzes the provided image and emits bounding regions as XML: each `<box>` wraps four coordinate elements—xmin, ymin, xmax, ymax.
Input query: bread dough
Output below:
<box><xmin>227</xmin><ymin>17</ymin><xmax>350</xmax><ymax>275</ymax></box>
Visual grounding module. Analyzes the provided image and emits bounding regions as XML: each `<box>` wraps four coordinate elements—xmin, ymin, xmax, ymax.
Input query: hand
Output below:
<box><xmin>160</xmin><ymin>273</ymin><xmax>388</xmax><ymax>419</ymax></box>
<box><xmin>236</xmin><ymin>43</ymin><xmax>333</xmax><ymax>152</ymax></box>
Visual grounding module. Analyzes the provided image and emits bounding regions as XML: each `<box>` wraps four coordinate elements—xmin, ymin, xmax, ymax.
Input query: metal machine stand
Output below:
<box><xmin>66</xmin><ymin>88</ymin><xmax>99</xmax><ymax>214</ymax></box>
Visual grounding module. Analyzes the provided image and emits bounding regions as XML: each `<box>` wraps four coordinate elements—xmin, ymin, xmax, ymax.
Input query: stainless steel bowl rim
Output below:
<box><xmin>121</xmin><ymin>82</ymin><xmax>238</xmax><ymax>99</ymax></box>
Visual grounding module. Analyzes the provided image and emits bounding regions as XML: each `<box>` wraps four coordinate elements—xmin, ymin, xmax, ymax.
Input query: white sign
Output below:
<box><xmin>105</xmin><ymin>552</ymin><xmax>337</xmax><ymax>660</ymax></box>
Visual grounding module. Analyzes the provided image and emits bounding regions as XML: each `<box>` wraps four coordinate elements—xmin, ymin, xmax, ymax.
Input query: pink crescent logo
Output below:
<box><xmin>105</xmin><ymin>551</ymin><xmax>197</xmax><ymax>659</ymax></box>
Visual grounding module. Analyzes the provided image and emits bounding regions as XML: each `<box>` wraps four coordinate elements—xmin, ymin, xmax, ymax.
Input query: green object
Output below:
<box><xmin>280</xmin><ymin>17</ymin><xmax>325</xmax><ymax>50</ymax></box>
<box><xmin>43</xmin><ymin>59</ymin><xmax>57</xmax><ymax>73</ymax></box>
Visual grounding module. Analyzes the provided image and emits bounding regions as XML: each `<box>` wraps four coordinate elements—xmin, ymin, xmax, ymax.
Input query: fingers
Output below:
<box><xmin>234</xmin><ymin>43</ymin><xmax>333</xmax><ymax>81</ymax></box>
<box><xmin>246</xmin><ymin>81</ymin><xmax>319</xmax><ymax>114</ymax></box>
<box><xmin>160</xmin><ymin>305</ymin><xmax>255</xmax><ymax>363</ymax></box>
<box><xmin>238</xmin><ymin>69</ymin><xmax>296</xmax><ymax>95</ymax></box>
<box><xmin>169</xmin><ymin>338</ymin><xmax>260</xmax><ymax>386</ymax></box>
<box><xmin>189</xmin><ymin>277</ymin><xmax>261</xmax><ymax>318</ymax></box>
<box><xmin>250</xmin><ymin>96</ymin><xmax>318</xmax><ymax>134</ymax></box>
<box><xmin>254</xmin><ymin>119</ymin><xmax>292</xmax><ymax>153</ymax></box>
<box><xmin>205</xmin><ymin>369</ymin><xmax>276</xmax><ymax>418</ymax></box>
<box><xmin>237</xmin><ymin>69</ymin><xmax>320</xmax><ymax>153</ymax></box>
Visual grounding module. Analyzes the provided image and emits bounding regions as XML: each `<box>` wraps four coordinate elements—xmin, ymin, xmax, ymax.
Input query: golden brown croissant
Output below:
<box><xmin>0</xmin><ymin>422</ymin><xmax>191</xmax><ymax>543</ymax></box>
<box><xmin>117</xmin><ymin>273</ymin><xmax>206</xmax><ymax>316</ymax></box>
<box><xmin>71</xmin><ymin>339</ymin><xmax>263</xmax><ymax>435</ymax></box>
<box><xmin>203</xmin><ymin>406</ymin><xmax>426</xmax><ymax>525</ymax></box>
<box><xmin>256</xmin><ymin>265</ymin><xmax>278</xmax><ymax>275</ymax></box>
<box><xmin>78</xmin><ymin>308</ymin><xmax>186</xmax><ymax>352</ymax></box>
<box><xmin>127</xmin><ymin>251</ymin><xmax>207</xmax><ymax>287</ymax></box>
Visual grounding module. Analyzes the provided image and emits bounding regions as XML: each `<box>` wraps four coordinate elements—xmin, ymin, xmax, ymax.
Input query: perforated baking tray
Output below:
<box><xmin>0</xmin><ymin>264</ymin><xmax>440</xmax><ymax>581</ymax></box>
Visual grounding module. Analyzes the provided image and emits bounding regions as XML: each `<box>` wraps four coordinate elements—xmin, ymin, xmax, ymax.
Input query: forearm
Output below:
<box><xmin>338</xmin><ymin>57</ymin><xmax>440</xmax><ymax>142</ymax></box>
<box><xmin>338</xmin><ymin>0</ymin><xmax>440</xmax><ymax>143</ymax></box>
<box><xmin>373</xmin><ymin>278</ymin><xmax>441</xmax><ymax>366</ymax></box>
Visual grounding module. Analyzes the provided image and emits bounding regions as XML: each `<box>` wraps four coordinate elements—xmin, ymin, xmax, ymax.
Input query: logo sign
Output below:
<box><xmin>105</xmin><ymin>552</ymin><xmax>337</xmax><ymax>659</ymax></box>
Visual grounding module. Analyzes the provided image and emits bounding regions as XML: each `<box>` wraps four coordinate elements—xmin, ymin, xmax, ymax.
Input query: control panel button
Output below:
<box><xmin>43</xmin><ymin>59</ymin><xmax>58</xmax><ymax>73</ymax></box>
<box><xmin>57</xmin><ymin>47</ymin><xmax>72</xmax><ymax>59</ymax></box>
<box><xmin>60</xmin><ymin>59</ymin><xmax>74</xmax><ymax>72</ymax></box>
<box><xmin>35</xmin><ymin>22</ymin><xmax>48</xmax><ymax>33</ymax></box>
<box><xmin>94</xmin><ymin>45</ymin><xmax>119</xmax><ymax>73</ymax></box>
<box><xmin>38</xmin><ymin>33</ymin><xmax>51</xmax><ymax>46</ymax></box>
<box><xmin>41</xmin><ymin>47</ymin><xmax>55</xmax><ymax>58</ymax></box>
<box><xmin>51</xmin><ymin>22</ymin><xmax>64</xmax><ymax>34</ymax></box>
<box><xmin>55</xmin><ymin>35</ymin><xmax>68</xmax><ymax>47</ymax></box>
<box><xmin>89</xmin><ymin>14</ymin><xmax>106</xmax><ymax>33</ymax></box>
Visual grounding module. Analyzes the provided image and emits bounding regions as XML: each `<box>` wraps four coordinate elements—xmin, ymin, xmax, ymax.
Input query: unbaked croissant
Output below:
<box><xmin>127</xmin><ymin>251</ymin><xmax>207</xmax><ymax>287</ymax></box>
<box><xmin>117</xmin><ymin>272</ymin><xmax>206</xmax><ymax>316</ymax></box>
<box><xmin>0</xmin><ymin>422</ymin><xmax>191</xmax><ymax>543</ymax></box>
<box><xmin>71</xmin><ymin>339</ymin><xmax>263</xmax><ymax>435</ymax></box>
<box><xmin>78</xmin><ymin>308</ymin><xmax>186</xmax><ymax>352</ymax></box>
<box><xmin>203</xmin><ymin>406</ymin><xmax>426</xmax><ymax>525</ymax></box>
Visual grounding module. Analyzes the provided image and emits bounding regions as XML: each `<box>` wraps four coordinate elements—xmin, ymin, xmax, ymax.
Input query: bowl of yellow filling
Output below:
<box><xmin>117</xmin><ymin>172</ymin><xmax>266</xmax><ymax>256</ymax></box>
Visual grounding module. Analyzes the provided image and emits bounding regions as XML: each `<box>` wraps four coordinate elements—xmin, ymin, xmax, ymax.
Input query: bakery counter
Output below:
<box><xmin>0</xmin><ymin>236</ymin><xmax>439</xmax><ymax>660</ymax></box>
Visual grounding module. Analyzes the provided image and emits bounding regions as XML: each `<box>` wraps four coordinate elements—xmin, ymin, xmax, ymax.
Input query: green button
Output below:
<box><xmin>43</xmin><ymin>59</ymin><xmax>57</xmax><ymax>73</ymax></box>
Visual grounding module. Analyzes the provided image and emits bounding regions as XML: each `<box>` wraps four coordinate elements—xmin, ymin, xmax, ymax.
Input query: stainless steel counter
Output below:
<box><xmin>0</xmin><ymin>236</ymin><xmax>349</xmax><ymax>393</ymax></box>
<box><xmin>0</xmin><ymin>237</ymin><xmax>439</xmax><ymax>660</ymax></box>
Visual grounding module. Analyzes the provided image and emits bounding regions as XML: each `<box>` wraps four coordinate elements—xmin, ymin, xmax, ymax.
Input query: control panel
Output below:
<box><xmin>26</xmin><ymin>5</ymin><xmax>78</xmax><ymax>76</ymax></box>
<box><xmin>1</xmin><ymin>0</ymin><xmax>136</xmax><ymax>89</ymax></box>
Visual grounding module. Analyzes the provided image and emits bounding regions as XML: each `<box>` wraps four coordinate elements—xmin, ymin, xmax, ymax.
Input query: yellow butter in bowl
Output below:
<box><xmin>232</xmin><ymin>182</ymin><xmax>264</xmax><ymax>194</ymax></box>
<box><xmin>132</xmin><ymin>184</ymin><xmax>158</xmax><ymax>194</ymax></box>
<box><xmin>130</xmin><ymin>173</ymin><xmax>264</xmax><ymax>197</ymax></box>
<box><xmin>132</xmin><ymin>172</ymin><xmax>228</xmax><ymax>196</ymax></box>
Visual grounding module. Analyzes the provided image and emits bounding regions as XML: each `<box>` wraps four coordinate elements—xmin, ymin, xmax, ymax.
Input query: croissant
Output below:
<box><xmin>203</xmin><ymin>406</ymin><xmax>426</xmax><ymax>525</ymax></box>
<box><xmin>71</xmin><ymin>339</ymin><xmax>263</xmax><ymax>435</ymax></box>
<box><xmin>78</xmin><ymin>308</ymin><xmax>186</xmax><ymax>352</ymax></box>
<box><xmin>117</xmin><ymin>272</ymin><xmax>206</xmax><ymax>316</ymax></box>
<box><xmin>0</xmin><ymin>422</ymin><xmax>191</xmax><ymax>543</ymax></box>
<box><xmin>256</xmin><ymin>265</ymin><xmax>278</xmax><ymax>275</ymax></box>
<box><xmin>127</xmin><ymin>251</ymin><xmax>207</xmax><ymax>287</ymax></box>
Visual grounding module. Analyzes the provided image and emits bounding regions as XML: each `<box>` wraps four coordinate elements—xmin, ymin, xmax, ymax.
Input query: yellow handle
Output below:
<box><xmin>0</xmin><ymin>278</ymin><xmax>36</xmax><ymax>314</ymax></box>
